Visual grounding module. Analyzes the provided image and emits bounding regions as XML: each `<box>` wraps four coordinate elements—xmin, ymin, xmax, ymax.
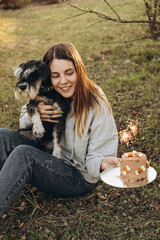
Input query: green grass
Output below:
<box><xmin>0</xmin><ymin>0</ymin><xmax>160</xmax><ymax>239</ymax></box>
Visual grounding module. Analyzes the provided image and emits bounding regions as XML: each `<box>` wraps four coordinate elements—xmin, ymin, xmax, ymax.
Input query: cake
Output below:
<box><xmin>123</xmin><ymin>177</ymin><xmax>149</xmax><ymax>188</ymax></box>
<box><xmin>120</xmin><ymin>150</ymin><xmax>149</xmax><ymax>182</ymax></box>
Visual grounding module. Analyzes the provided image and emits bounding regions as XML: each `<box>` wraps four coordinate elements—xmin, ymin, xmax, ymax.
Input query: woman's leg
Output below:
<box><xmin>0</xmin><ymin>128</ymin><xmax>38</xmax><ymax>216</ymax></box>
<box><xmin>0</xmin><ymin>128</ymin><xmax>38</xmax><ymax>170</ymax></box>
<box><xmin>0</xmin><ymin>144</ymin><xmax>95</xmax><ymax>217</ymax></box>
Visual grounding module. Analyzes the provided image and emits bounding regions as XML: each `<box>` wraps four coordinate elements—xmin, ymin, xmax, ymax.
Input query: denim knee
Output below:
<box><xmin>10</xmin><ymin>144</ymin><xmax>39</xmax><ymax>166</ymax></box>
<box><xmin>0</xmin><ymin>128</ymin><xmax>22</xmax><ymax>147</ymax></box>
<box><xmin>5</xmin><ymin>145</ymin><xmax>33</xmax><ymax>179</ymax></box>
<box><xmin>0</xmin><ymin>128</ymin><xmax>21</xmax><ymax>169</ymax></box>
<box><xmin>6</xmin><ymin>145</ymin><xmax>29</xmax><ymax>161</ymax></box>
<box><xmin>11</xmin><ymin>145</ymin><xmax>33</xmax><ymax>161</ymax></box>
<box><xmin>0</xmin><ymin>128</ymin><xmax>16</xmax><ymax>139</ymax></box>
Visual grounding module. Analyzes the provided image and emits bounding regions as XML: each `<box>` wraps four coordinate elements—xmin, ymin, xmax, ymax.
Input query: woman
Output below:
<box><xmin>0</xmin><ymin>42</ymin><xmax>120</xmax><ymax>217</ymax></box>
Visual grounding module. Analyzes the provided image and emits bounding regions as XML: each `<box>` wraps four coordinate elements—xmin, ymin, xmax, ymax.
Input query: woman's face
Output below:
<box><xmin>50</xmin><ymin>59</ymin><xmax>77</xmax><ymax>98</ymax></box>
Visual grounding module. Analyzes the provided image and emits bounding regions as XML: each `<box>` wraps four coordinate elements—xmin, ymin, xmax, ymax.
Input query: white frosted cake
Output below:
<box><xmin>120</xmin><ymin>150</ymin><xmax>149</xmax><ymax>182</ymax></box>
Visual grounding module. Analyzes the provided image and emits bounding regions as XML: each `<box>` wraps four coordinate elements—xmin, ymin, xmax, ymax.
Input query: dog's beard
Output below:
<box><xmin>15</xmin><ymin>79</ymin><xmax>42</xmax><ymax>100</ymax></box>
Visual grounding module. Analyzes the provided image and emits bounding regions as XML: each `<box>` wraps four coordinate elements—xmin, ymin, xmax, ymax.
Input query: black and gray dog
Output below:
<box><xmin>14</xmin><ymin>60</ymin><xmax>70</xmax><ymax>158</ymax></box>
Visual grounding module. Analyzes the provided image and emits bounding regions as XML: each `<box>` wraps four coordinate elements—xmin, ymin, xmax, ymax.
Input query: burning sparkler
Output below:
<box><xmin>119</xmin><ymin>122</ymin><xmax>138</xmax><ymax>146</ymax></box>
<box><xmin>129</xmin><ymin>123</ymin><xmax>138</xmax><ymax>135</ymax></box>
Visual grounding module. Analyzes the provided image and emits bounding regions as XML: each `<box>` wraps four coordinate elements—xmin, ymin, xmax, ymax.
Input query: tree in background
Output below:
<box><xmin>64</xmin><ymin>0</ymin><xmax>160</xmax><ymax>40</ymax></box>
<box><xmin>144</xmin><ymin>0</ymin><xmax>160</xmax><ymax>38</ymax></box>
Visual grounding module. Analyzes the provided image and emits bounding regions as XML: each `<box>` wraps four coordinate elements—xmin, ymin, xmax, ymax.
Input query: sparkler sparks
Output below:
<box><xmin>119</xmin><ymin>122</ymin><xmax>138</xmax><ymax>145</ymax></box>
<box><xmin>129</xmin><ymin>124</ymin><xmax>138</xmax><ymax>135</ymax></box>
<box><xmin>119</xmin><ymin>130</ymin><xmax>132</xmax><ymax>145</ymax></box>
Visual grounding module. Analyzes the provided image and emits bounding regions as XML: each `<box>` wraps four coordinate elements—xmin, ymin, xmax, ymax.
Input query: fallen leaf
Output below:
<box><xmin>2</xmin><ymin>214</ymin><xmax>7</xmax><ymax>219</ymax></box>
<box><xmin>86</xmin><ymin>57</ymin><xmax>94</xmax><ymax>62</ymax></box>
<box><xmin>21</xmin><ymin>236</ymin><xmax>26</xmax><ymax>240</ymax></box>
<box><xmin>18</xmin><ymin>221</ymin><xmax>24</xmax><ymax>229</ymax></box>
<box><xmin>19</xmin><ymin>201</ymin><xmax>27</xmax><ymax>211</ymax></box>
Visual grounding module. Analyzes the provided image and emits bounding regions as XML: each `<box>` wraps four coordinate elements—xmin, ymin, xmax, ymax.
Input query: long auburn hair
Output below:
<box><xmin>43</xmin><ymin>42</ymin><xmax>112</xmax><ymax>137</ymax></box>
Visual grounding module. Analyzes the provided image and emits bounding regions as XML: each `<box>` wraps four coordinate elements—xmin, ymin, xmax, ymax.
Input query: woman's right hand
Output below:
<box><xmin>38</xmin><ymin>102</ymin><xmax>63</xmax><ymax>123</ymax></box>
<box><xmin>100</xmin><ymin>157</ymin><xmax>121</xmax><ymax>172</ymax></box>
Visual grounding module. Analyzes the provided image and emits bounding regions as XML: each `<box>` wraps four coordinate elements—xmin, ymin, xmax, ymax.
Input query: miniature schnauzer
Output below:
<box><xmin>14</xmin><ymin>60</ymin><xmax>70</xmax><ymax>158</ymax></box>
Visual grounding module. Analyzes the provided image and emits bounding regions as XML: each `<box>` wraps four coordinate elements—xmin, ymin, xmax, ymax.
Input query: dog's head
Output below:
<box><xmin>14</xmin><ymin>60</ymin><xmax>51</xmax><ymax>100</ymax></box>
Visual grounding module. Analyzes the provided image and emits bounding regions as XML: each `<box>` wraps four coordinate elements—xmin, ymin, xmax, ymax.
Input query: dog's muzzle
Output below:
<box><xmin>15</xmin><ymin>81</ymin><xmax>40</xmax><ymax>100</ymax></box>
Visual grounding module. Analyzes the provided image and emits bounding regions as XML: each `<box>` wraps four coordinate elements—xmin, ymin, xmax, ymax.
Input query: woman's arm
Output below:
<box><xmin>85</xmin><ymin>102</ymin><xmax>119</xmax><ymax>180</ymax></box>
<box><xmin>19</xmin><ymin>102</ymin><xmax>64</xmax><ymax>129</ymax></box>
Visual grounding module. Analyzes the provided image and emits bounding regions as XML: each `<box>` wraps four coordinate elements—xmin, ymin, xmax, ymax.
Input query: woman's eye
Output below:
<box><xmin>67</xmin><ymin>71</ymin><xmax>74</xmax><ymax>76</ymax></box>
<box><xmin>52</xmin><ymin>75</ymin><xmax>59</xmax><ymax>79</ymax></box>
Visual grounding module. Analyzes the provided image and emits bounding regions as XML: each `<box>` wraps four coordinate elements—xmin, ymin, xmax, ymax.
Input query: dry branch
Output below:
<box><xmin>63</xmin><ymin>0</ymin><xmax>160</xmax><ymax>39</ymax></box>
<box><xmin>63</xmin><ymin>0</ymin><xmax>160</xmax><ymax>25</ymax></box>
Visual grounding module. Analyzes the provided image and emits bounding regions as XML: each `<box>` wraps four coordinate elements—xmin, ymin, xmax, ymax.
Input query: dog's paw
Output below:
<box><xmin>52</xmin><ymin>149</ymin><xmax>61</xmax><ymax>159</ymax></box>
<box><xmin>33</xmin><ymin>126</ymin><xmax>45</xmax><ymax>138</ymax></box>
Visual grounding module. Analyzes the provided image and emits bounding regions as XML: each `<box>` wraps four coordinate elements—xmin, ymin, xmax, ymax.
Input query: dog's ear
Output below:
<box><xmin>19</xmin><ymin>63</ymin><xmax>24</xmax><ymax>68</ymax></box>
<box><xmin>14</xmin><ymin>62</ymin><xmax>24</xmax><ymax>79</ymax></box>
<box><xmin>38</xmin><ymin>61</ymin><xmax>51</xmax><ymax>82</ymax></box>
<box><xmin>14</xmin><ymin>66</ymin><xmax>24</xmax><ymax>79</ymax></box>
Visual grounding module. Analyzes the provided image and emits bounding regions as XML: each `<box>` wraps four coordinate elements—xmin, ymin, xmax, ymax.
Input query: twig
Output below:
<box><xmin>143</xmin><ymin>0</ymin><xmax>153</xmax><ymax>22</ymax></box>
<box><xmin>88</xmin><ymin>19</ymin><xmax>106</xmax><ymax>27</ymax></box>
<box><xmin>64</xmin><ymin>1</ymin><xmax>117</xmax><ymax>22</ymax></box>
<box><xmin>59</xmin><ymin>12</ymin><xmax>87</xmax><ymax>22</ymax></box>
<box><xmin>104</xmin><ymin>0</ymin><xmax>122</xmax><ymax>21</ymax></box>
<box><xmin>101</xmin><ymin>36</ymin><xmax>152</xmax><ymax>45</ymax></box>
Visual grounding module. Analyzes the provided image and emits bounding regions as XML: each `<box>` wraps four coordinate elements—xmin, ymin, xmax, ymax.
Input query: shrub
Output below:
<box><xmin>2</xmin><ymin>0</ymin><xmax>62</xmax><ymax>9</ymax></box>
<box><xmin>2</xmin><ymin>0</ymin><xmax>32</xmax><ymax>9</ymax></box>
<box><xmin>46</xmin><ymin>0</ymin><xmax>61</xmax><ymax>3</ymax></box>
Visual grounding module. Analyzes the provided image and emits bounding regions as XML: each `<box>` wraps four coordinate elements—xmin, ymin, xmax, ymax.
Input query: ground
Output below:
<box><xmin>0</xmin><ymin>0</ymin><xmax>159</xmax><ymax>239</ymax></box>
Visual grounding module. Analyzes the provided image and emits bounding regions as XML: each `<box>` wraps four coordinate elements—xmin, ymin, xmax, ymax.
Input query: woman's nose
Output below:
<box><xmin>60</xmin><ymin>74</ymin><xmax>68</xmax><ymax>84</ymax></box>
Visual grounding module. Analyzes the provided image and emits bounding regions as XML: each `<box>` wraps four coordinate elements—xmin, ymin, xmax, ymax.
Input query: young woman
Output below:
<box><xmin>0</xmin><ymin>42</ymin><xmax>120</xmax><ymax>217</ymax></box>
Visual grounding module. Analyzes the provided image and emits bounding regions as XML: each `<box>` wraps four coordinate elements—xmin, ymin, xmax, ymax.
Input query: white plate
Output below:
<box><xmin>100</xmin><ymin>166</ymin><xmax>157</xmax><ymax>188</ymax></box>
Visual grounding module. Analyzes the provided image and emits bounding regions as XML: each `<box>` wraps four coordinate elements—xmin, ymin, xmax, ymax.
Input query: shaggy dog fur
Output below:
<box><xmin>14</xmin><ymin>60</ymin><xmax>70</xmax><ymax>158</ymax></box>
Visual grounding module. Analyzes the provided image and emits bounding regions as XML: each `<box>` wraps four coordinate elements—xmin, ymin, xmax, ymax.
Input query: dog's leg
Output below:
<box><xmin>52</xmin><ymin>127</ymin><xmax>61</xmax><ymax>159</ymax></box>
<box><xmin>27</xmin><ymin>100</ymin><xmax>45</xmax><ymax>138</ymax></box>
<box><xmin>31</xmin><ymin>110</ymin><xmax>45</xmax><ymax>138</ymax></box>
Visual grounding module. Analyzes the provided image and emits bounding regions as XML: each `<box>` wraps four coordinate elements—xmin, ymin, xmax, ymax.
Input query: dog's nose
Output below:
<box><xmin>19</xmin><ymin>83</ymin><xmax>27</xmax><ymax>91</ymax></box>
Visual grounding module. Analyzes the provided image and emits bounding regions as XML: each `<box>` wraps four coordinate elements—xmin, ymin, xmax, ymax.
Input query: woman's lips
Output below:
<box><xmin>60</xmin><ymin>86</ymin><xmax>72</xmax><ymax>92</ymax></box>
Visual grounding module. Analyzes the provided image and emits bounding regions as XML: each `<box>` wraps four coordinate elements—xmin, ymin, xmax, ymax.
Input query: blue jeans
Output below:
<box><xmin>0</xmin><ymin>128</ymin><xmax>95</xmax><ymax>217</ymax></box>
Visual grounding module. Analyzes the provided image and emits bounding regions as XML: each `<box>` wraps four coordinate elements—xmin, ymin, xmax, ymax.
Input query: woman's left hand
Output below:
<box><xmin>100</xmin><ymin>157</ymin><xmax>121</xmax><ymax>172</ymax></box>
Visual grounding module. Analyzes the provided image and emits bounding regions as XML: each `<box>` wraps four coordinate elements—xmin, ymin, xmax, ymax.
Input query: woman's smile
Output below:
<box><xmin>60</xmin><ymin>86</ymin><xmax>72</xmax><ymax>91</ymax></box>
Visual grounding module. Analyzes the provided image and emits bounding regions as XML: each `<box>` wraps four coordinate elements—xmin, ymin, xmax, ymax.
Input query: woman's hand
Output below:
<box><xmin>100</xmin><ymin>157</ymin><xmax>121</xmax><ymax>172</ymax></box>
<box><xmin>38</xmin><ymin>102</ymin><xmax>63</xmax><ymax>123</ymax></box>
